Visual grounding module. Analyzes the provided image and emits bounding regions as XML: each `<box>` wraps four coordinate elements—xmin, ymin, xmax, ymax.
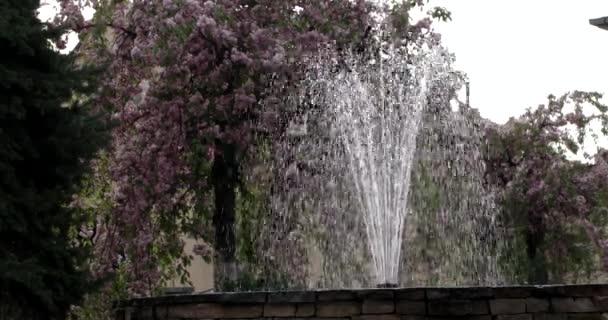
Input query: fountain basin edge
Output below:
<box><xmin>114</xmin><ymin>284</ymin><xmax>608</xmax><ymax>320</ymax></box>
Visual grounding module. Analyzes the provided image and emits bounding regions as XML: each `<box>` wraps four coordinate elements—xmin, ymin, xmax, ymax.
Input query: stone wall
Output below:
<box><xmin>114</xmin><ymin>285</ymin><xmax>608</xmax><ymax>320</ymax></box>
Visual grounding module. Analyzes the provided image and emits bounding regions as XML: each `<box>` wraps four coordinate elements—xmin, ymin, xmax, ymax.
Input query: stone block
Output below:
<box><xmin>423</xmin><ymin>316</ymin><xmax>490</xmax><ymax>320</ymax></box>
<box><xmin>593</xmin><ymin>296</ymin><xmax>608</xmax><ymax>311</ymax></box>
<box><xmin>491</xmin><ymin>299</ymin><xmax>527</xmax><ymax>314</ymax></box>
<box><xmin>222</xmin><ymin>304</ymin><xmax>265</xmax><ymax>318</ymax></box>
<box><xmin>526</xmin><ymin>298</ymin><xmax>550</xmax><ymax>313</ymax></box>
<box><xmin>396</xmin><ymin>300</ymin><xmax>426</xmax><ymax>315</ymax></box>
<box><xmin>450</xmin><ymin>287</ymin><xmax>493</xmax><ymax>299</ymax></box>
<box><xmin>113</xmin><ymin>309</ymin><xmax>126</xmax><ymax>320</ymax></box>
<box><xmin>567</xmin><ymin>314</ymin><xmax>604</xmax><ymax>320</ymax></box>
<box><xmin>268</xmin><ymin>292</ymin><xmax>316</xmax><ymax>303</ymax></box>
<box><xmin>558</xmin><ymin>285</ymin><xmax>608</xmax><ymax>297</ymax></box>
<box><xmin>295</xmin><ymin>304</ymin><xmax>316</xmax><ymax>317</ymax></box>
<box><xmin>534</xmin><ymin>286</ymin><xmax>567</xmax><ymax>298</ymax></box>
<box><xmin>534</xmin><ymin>313</ymin><xmax>568</xmax><ymax>320</ymax></box>
<box><xmin>167</xmin><ymin>303</ymin><xmax>264</xmax><ymax>318</ymax></box>
<box><xmin>552</xmin><ymin>298</ymin><xmax>599</xmax><ymax>313</ymax></box>
<box><xmin>317</xmin><ymin>290</ymin><xmax>356</xmax><ymax>301</ymax></box>
<box><xmin>471</xmin><ymin>300</ymin><xmax>490</xmax><ymax>315</ymax></box>
<box><xmin>297</xmin><ymin>318</ymin><xmax>343</xmax><ymax>320</ymax></box>
<box><xmin>353</xmin><ymin>315</ymin><xmax>400</xmax><ymax>320</ymax></box>
<box><xmin>134</xmin><ymin>307</ymin><xmax>154</xmax><ymax>320</ymax></box>
<box><xmin>357</xmin><ymin>290</ymin><xmax>394</xmax><ymax>300</ymax></box>
<box><xmin>167</xmin><ymin>303</ymin><xmax>211</xmax><ymax>318</ymax></box>
<box><xmin>362</xmin><ymin>300</ymin><xmax>394</xmax><ymax>314</ymax></box>
<box><xmin>395</xmin><ymin>289</ymin><xmax>425</xmax><ymax>300</ymax></box>
<box><xmin>428</xmin><ymin>299</ymin><xmax>488</xmax><ymax>316</ymax></box>
<box><xmin>426</xmin><ymin>289</ymin><xmax>450</xmax><ymax>300</ymax></box>
<box><xmin>494</xmin><ymin>287</ymin><xmax>533</xmax><ymax>298</ymax></box>
<box><xmin>197</xmin><ymin>292</ymin><xmax>268</xmax><ymax>303</ymax></box>
<box><xmin>534</xmin><ymin>313</ymin><xmax>567</xmax><ymax>320</ymax></box>
<box><xmin>495</xmin><ymin>315</ymin><xmax>532</xmax><ymax>320</ymax></box>
<box><xmin>534</xmin><ymin>285</ymin><xmax>608</xmax><ymax>298</ymax></box>
<box><xmin>264</xmin><ymin>303</ymin><xmax>296</xmax><ymax>317</ymax></box>
<box><xmin>317</xmin><ymin>301</ymin><xmax>361</xmax><ymax>317</ymax></box>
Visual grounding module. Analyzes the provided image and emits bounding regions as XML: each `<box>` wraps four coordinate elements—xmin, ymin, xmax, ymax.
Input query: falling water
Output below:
<box><xmin>249</xmin><ymin>31</ymin><xmax>501</xmax><ymax>289</ymax></box>
<box><xmin>300</xmin><ymin>45</ymin><xmax>445</xmax><ymax>285</ymax></box>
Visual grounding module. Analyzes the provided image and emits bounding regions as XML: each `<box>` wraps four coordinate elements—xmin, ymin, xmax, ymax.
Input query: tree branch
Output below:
<box><xmin>74</xmin><ymin>22</ymin><xmax>136</xmax><ymax>38</ymax></box>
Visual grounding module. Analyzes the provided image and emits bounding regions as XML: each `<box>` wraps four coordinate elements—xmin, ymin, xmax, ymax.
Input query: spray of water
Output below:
<box><xmin>250</xmin><ymin>40</ymin><xmax>501</xmax><ymax>289</ymax></box>
<box><xmin>303</xmin><ymin>46</ymin><xmax>444</xmax><ymax>284</ymax></box>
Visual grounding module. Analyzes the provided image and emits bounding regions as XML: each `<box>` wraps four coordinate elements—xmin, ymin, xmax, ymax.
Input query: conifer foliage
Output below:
<box><xmin>0</xmin><ymin>0</ymin><xmax>105</xmax><ymax>318</ymax></box>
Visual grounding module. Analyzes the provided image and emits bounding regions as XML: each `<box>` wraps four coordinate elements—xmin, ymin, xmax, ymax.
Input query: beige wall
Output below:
<box><xmin>167</xmin><ymin>237</ymin><xmax>214</xmax><ymax>292</ymax></box>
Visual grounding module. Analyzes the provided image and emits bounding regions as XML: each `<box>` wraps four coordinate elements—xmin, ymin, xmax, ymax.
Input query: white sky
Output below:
<box><xmin>426</xmin><ymin>0</ymin><xmax>608</xmax><ymax>124</ymax></box>
<box><xmin>40</xmin><ymin>1</ymin><xmax>608</xmax><ymax>126</ymax></box>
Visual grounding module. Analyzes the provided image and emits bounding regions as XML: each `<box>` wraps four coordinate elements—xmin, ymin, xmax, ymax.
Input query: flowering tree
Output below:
<box><xmin>58</xmin><ymin>0</ymin><xmax>370</xmax><ymax>294</ymax></box>
<box><xmin>56</xmin><ymin>0</ymin><xmax>452</xmax><ymax>294</ymax></box>
<box><xmin>485</xmin><ymin>91</ymin><xmax>608</xmax><ymax>283</ymax></box>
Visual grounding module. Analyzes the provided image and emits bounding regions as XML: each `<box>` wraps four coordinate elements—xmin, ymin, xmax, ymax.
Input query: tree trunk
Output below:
<box><xmin>525</xmin><ymin>214</ymin><xmax>548</xmax><ymax>284</ymax></box>
<box><xmin>211</xmin><ymin>143</ymin><xmax>239</xmax><ymax>288</ymax></box>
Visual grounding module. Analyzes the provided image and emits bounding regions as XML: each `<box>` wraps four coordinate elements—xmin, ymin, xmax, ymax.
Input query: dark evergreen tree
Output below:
<box><xmin>0</xmin><ymin>0</ymin><xmax>105</xmax><ymax>318</ymax></box>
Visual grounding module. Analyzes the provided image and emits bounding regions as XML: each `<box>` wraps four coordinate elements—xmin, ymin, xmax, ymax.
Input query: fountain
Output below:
<box><xmin>302</xmin><ymin>44</ymin><xmax>443</xmax><ymax>287</ymax></box>
<box><xmin>113</xmin><ymin>5</ymin><xmax>608</xmax><ymax>320</ymax></box>
<box><xmin>258</xmin><ymin>34</ymin><xmax>499</xmax><ymax>288</ymax></box>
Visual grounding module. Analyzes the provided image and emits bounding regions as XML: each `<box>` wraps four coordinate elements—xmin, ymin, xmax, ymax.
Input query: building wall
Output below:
<box><xmin>166</xmin><ymin>237</ymin><xmax>214</xmax><ymax>292</ymax></box>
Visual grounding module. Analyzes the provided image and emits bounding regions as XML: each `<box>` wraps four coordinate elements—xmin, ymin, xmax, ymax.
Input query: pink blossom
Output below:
<box><xmin>57</xmin><ymin>0</ymin><xmax>380</xmax><ymax>294</ymax></box>
<box><xmin>230</xmin><ymin>48</ymin><xmax>252</xmax><ymax>66</ymax></box>
<box><xmin>526</xmin><ymin>179</ymin><xmax>545</xmax><ymax>197</ymax></box>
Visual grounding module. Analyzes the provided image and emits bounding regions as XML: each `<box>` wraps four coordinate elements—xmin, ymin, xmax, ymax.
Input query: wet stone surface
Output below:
<box><xmin>114</xmin><ymin>285</ymin><xmax>608</xmax><ymax>320</ymax></box>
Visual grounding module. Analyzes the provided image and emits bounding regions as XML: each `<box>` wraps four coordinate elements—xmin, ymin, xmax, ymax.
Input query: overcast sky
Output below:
<box><xmin>426</xmin><ymin>1</ymin><xmax>608</xmax><ymax>124</ymax></box>
<box><xmin>40</xmin><ymin>1</ymin><xmax>608</xmax><ymax>125</ymax></box>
